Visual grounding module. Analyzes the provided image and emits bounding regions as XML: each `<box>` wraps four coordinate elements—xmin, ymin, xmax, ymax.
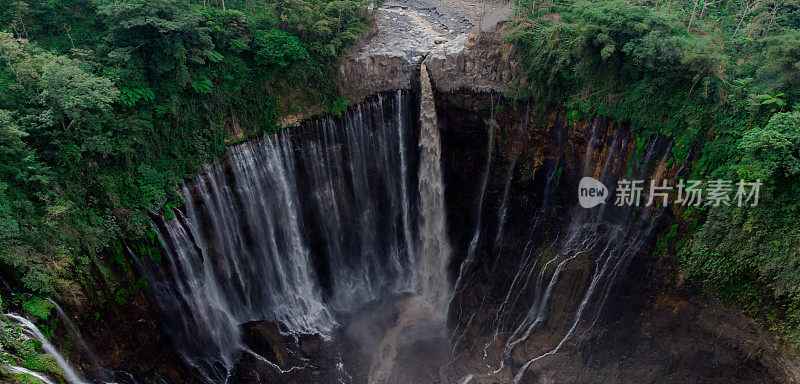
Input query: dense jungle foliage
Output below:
<box><xmin>508</xmin><ymin>0</ymin><xmax>800</xmax><ymax>348</ymax></box>
<box><xmin>0</xmin><ymin>0</ymin><xmax>370</xmax><ymax>301</ymax></box>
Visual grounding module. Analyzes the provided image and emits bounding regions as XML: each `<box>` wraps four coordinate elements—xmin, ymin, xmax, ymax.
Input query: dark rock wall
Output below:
<box><xmin>436</xmin><ymin>90</ymin><xmax>796</xmax><ymax>384</ymax></box>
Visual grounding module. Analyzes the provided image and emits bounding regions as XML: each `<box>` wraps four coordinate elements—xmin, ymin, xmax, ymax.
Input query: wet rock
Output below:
<box><xmin>242</xmin><ymin>321</ymin><xmax>289</xmax><ymax>368</ymax></box>
<box><xmin>299</xmin><ymin>334</ymin><xmax>323</xmax><ymax>357</ymax></box>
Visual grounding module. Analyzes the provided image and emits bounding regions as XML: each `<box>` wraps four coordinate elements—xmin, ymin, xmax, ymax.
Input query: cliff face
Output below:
<box><xmin>425</xmin><ymin>8</ymin><xmax>516</xmax><ymax>93</ymax></box>
<box><xmin>436</xmin><ymin>92</ymin><xmax>800</xmax><ymax>384</ymax></box>
<box><xmin>337</xmin><ymin>7</ymin><xmax>433</xmax><ymax>104</ymax></box>
<box><xmin>338</xmin><ymin>1</ymin><xmax>514</xmax><ymax>104</ymax></box>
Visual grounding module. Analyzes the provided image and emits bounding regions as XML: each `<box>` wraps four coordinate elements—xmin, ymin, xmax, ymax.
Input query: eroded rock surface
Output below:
<box><xmin>436</xmin><ymin>92</ymin><xmax>800</xmax><ymax>384</ymax></box>
<box><xmin>339</xmin><ymin>0</ymin><xmax>512</xmax><ymax>103</ymax></box>
<box><xmin>425</xmin><ymin>9</ymin><xmax>517</xmax><ymax>94</ymax></box>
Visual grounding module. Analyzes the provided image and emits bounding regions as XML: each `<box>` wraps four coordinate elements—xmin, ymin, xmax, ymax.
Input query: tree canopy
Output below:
<box><xmin>0</xmin><ymin>0</ymin><xmax>370</xmax><ymax>299</ymax></box>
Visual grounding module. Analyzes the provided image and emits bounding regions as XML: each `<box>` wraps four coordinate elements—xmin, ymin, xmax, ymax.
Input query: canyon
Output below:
<box><xmin>5</xmin><ymin>1</ymin><xmax>800</xmax><ymax>384</ymax></box>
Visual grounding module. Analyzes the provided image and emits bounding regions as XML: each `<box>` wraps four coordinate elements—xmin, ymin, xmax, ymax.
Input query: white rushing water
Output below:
<box><xmin>448</xmin><ymin>99</ymin><xmax>496</xmax><ymax>344</ymax></box>
<box><xmin>6</xmin><ymin>364</ymin><xmax>57</xmax><ymax>384</ymax></box>
<box><xmin>6</xmin><ymin>313</ymin><xmax>88</xmax><ymax>384</ymax></box>
<box><xmin>47</xmin><ymin>299</ymin><xmax>108</xmax><ymax>380</ymax></box>
<box><xmin>492</xmin><ymin>102</ymin><xmax>530</xmax><ymax>251</ymax></box>
<box><xmin>148</xmin><ymin>90</ymin><xmax>456</xmax><ymax>382</ymax></box>
<box><xmin>416</xmin><ymin>63</ymin><xmax>452</xmax><ymax>311</ymax></box>
<box><xmin>454</xmin><ymin>119</ymin><xmax>671</xmax><ymax>384</ymax></box>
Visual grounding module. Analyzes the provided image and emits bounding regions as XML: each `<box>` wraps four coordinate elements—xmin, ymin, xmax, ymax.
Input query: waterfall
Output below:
<box><xmin>396</xmin><ymin>90</ymin><xmax>416</xmax><ymax>284</ymax></box>
<box><xmin>493</xmin><ymin>102</ymin><xmax>530</xmax><ymax>250</ymax></box>
<box><xmin>140</xmin><ymin>75</ymin><xmax>669</xmax><ymax>384</ymax></box>
<box><xmin>149</xmin><ymin>91</ymin><xmax>431</xmax><ymax>382</ymax></box>
<box><xmin>416</xmin><ymin>63</ymin><xmax>452</xmax><ymax>310</ymax></box>
<box><xmin>47</xmin><ymin>299</ymin><xmax>108</xmax><ymax>380</ymax></box>
<box><xmin>454</xmin><ymin>119</ymin><xmax>670</xmax><ymax>384</ymax></box>
<box><xmin>6</xmin><ymin>313</ymin><xmax>88</xmax><ymax>384</ymax></box>
<box><xmin>448</xmin><ymin>99</ymin><xmax>496</xmax><ymax>340</ymax></box>
<box><xmin>466</xmin><ymin>95</ymin><xmax>496</xmax><ymax>262</ymax></box>
<box><xmin>6</xmin><ymin>365</ymin><xmax>57</xmax><ymax>384</ymax></box>
<box><xmin>450</xmin><ymin>124</ymin><xmax>493</xmax><ymax>303</ymax></box>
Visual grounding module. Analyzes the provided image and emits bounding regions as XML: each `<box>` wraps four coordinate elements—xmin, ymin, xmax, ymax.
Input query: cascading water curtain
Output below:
<box><xmin>453</xmin><ymin>118</ymin><xmax>671</xmax><ymax>384</ymax></box>
<box><xmin>146</xmin><ymin>90</ymin><xmax>453</xmax><ymax>383</ymax></box>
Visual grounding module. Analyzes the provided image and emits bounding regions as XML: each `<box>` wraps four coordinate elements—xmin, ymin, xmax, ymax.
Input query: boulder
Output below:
<box><xmin>299</xmin><ymin>334</ymin><xmax>323</xmax><ymax>357</ymax></box>
<box><xmin>242</xmin><ymin>321</ymin><xmax>288</xmax><ymax>368</ymax></box>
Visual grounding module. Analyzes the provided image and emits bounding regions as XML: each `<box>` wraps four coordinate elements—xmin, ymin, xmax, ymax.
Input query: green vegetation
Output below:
<box><xmin>508</xmin><ymin>0</ymin><xmax>800</xmax><ymax>348</ymax></box>
<box><xmin>0</xmin><ymin>307</ymin><xmax>63</xmax><ymax>382</ymax></box>
<box><xmin>0</xmin><ymin>0</ymin><xmax>370</xmax><ymax>298</ymax></box>
<box><xmin>18</xmin><ymin>297</ymin><xmax>53</xmax><ymax>321</ymax></box>
<box><xmin>9</xmin><ymin>374</ymin><xmax>47</xmax><ymax>384</ymax></box>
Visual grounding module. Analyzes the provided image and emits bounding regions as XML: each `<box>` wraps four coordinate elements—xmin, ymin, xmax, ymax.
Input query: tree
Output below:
<box><xmin>0</xmin><ymin>32</ymin><xmax>39</xmax><ymax>90</ymax></box>
<box><xmin>0</xmin><ymin>110</ymin><xmax>50</xmax><ymax>190</ymax></box>
<box><xmin>757</xmin><ymin>30</ymin><xmax>800</xmax><ymax>92</ymax></box>
<box><xmin>38</xmin><ymin>56</ymin><xmax>119</xmax><ymax>132</ymax></box>
<box><xmin>738</xmin><ymin>109</ymin><xmax>800</xmax><ymax>180</ymax></box>
<box><xmin>733</xmin><ymin>0</ymin><xmax>764</xmax><ymax>37</ymax></box>
<box><xmin>252</xmin><ymin>29</ymin><xmax>307</xmax><ymax>68</ymax></box>
<box><xmin>98</xmin><ymin>0</ymin><xmax>215</xmax><ymax>86</ymax></box>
